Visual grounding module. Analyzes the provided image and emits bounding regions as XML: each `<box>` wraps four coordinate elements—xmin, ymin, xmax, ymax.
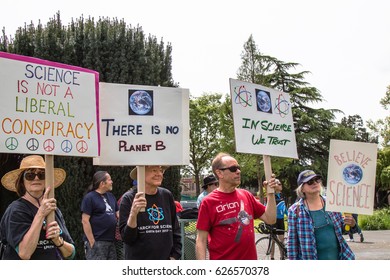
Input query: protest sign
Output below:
<box><xmin>325</xmin><ymin>139</ymin><xmax>378</xmax><ymax>215</ymax></box>
<box><xmin>229</xmin><ymin>79</ymin><xmax>298</xmax><ymax>189</ymax></box>
<box><xmin>0</xmin><ymin>51</ymin><xmax>100</xmax><ymax>157</ymax></box>
<box><xmin>94</xmin><ymin>82</ymin><xmax>190</xmax><ymax>166</ymax></box>
<box><xmin>229</xmin><ymin>78</ymin><xmax>298</xmax><ymax>159</ymax></box>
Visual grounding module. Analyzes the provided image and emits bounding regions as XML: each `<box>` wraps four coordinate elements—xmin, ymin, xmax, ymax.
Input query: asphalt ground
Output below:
<box><xmin>255</xmin><ymin>230</ymin><xmax>390</xmax><ymax>260</ymax></box>
<box><xmin>345</xmin><ymin>230</ymin><xmax>390</xmax><ymax>260</ymax></box>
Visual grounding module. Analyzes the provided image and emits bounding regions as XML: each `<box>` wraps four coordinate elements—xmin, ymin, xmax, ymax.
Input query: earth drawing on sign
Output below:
<box><xmin>129</xmin><ymin>90</ymin><xmax>153</xmax><ymax>115</ymax></box>
<box><xmin>342</xmin><ymin>163</ymin><xmax>363</xmax><ymax>185</ymax></box>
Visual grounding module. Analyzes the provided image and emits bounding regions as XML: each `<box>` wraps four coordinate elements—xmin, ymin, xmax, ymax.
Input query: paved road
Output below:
<box><xmin>255</xmin><ymin>230</ymin><xmax>390</xmax><ymax>260</ymax></box>
<box><xmin>346</xmin><ymin>230</ymin><xmax>390</xmax><ymax>260</ymax></box>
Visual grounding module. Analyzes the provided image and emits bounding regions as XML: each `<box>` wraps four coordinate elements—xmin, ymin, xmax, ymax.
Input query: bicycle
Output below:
<box><xmin>255</xmin><ymin>222</ymin><xmax>287</xmax><ymax>260</ymax></box>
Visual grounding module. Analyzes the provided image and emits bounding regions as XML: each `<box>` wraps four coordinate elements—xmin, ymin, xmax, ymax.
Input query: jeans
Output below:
<box><xmin>84</xmin><ymin>240</ymin><xmax>117</xmax><ymax>260</ymax></box>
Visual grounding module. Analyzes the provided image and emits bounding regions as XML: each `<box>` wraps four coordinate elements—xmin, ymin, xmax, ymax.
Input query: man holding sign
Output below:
<box><xmin>196</xmin><ymin>153</ymin><xmax>277</xmax><ymax>260</ymax></box>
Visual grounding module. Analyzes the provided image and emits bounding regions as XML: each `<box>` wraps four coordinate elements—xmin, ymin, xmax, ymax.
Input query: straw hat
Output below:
<box><xmin>129</xmin><ymin>166</ymin><xmax>169</xmax><ymax>180</ymax></box>
<box><xmin>1</xmin><ymin>155</ymin><xmax>66</xmax><ymax>192</ymax></box>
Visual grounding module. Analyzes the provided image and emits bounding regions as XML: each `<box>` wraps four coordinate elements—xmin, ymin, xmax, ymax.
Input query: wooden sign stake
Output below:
<box><xmin>45</xmin><ymin>154</ymin><xmax>55</xmax><ymax>223</ymax></box>
<box><xmin>263</xmin><ymin>155</ymin><xmax>274</xmax><ymax>194</ymax></box>
<box><xmin>137</xmin><ymin>166</ymin><xmax>146</xmax><ymax>212</ymax></box>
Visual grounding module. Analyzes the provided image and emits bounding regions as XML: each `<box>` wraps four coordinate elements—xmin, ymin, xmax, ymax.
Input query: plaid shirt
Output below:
<box><xmin>287</xmin><ymin>197</ymin><xmax>355</xmax><ymax>260</ymax></box>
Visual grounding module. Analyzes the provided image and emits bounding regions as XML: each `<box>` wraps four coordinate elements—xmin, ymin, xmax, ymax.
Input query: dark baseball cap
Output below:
<box><xmin>297</xmin><ymin>170</ymin><xmax>322</xmax><ymax>186</ymax></box>
<box><xmin>202</xmin><ymin>174</ymin><xmax>218</xmax><ymax>189</ymax></box>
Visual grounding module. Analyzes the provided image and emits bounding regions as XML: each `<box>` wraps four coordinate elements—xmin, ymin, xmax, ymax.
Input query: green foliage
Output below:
<box><xmin>184</xmin><ymin>93</ymin><xmax>223</xmax><ymax>195</ymax></box>
<box><xmin>360</xmin><ymin>207</ymin><xmax>390</xmax><ymax>230</ymax></box>
<box><xmin>236</xmin><ymin>35</ymin><xmax>342</xmax><ymax>201</ymax></box>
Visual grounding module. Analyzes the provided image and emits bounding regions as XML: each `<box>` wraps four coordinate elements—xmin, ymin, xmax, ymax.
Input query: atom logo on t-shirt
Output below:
<box><xmin>147</xmin><ymin>204</ymin><xmax>164</xmax><ymax>224</ymax></box>
<box><xmin>219</xmin><ymin>200</ymin><xmax>253</xmax><ymax>242</ymax></box>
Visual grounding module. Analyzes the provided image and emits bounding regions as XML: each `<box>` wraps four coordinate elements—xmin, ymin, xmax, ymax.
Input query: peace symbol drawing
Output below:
<box><xmin>61</xmin><ymin>140</ymin><xmax>72</xmax><ymax>153</ymax></box>
<box><xmin>44</xmin><ymin>139</ymin><xmax>55</xmax><ymax>152</ymax></box>
<box><xmin>26</xmin><ymin>138</ymin><xmax>39</xmax><ymax>151</ymax></box>
<box><xmin>76</xmin><ymin>140</ymin><xmax>88</xmax><ymax>153</ymax></box>
<box><xmin>5</xmin><ymin>137</ymin><xmax>18</xmax><ymax>150</ymax></box>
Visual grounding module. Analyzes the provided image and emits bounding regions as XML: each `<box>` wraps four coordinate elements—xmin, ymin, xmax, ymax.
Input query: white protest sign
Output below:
<box><xmin>94</xmin><ymin>82</ymin><xmax>190</xmax><ymax>166</ymax></box>
<box><xmin>325</xmin><ymin>139</ymin><xmax>378</xmax><ymax>215</ymax></box>
<box><xmin>0</xmin><ymin>52</ymin><xmax>100</xmax><ymax>156</ymax></box>
<box><xmin>229</xmin><ymin>78</ymin><xmax>298</xmax><ymax>159</ymax></box>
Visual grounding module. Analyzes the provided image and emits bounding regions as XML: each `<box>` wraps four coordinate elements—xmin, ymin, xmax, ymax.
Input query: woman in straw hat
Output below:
<box><xmin>0</xmin><ymin>155</ymin><xmax>75</xmax><ymax>260</ymax></box>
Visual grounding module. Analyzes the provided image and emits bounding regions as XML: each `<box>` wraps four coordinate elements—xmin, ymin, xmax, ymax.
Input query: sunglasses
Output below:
<box><xmin>306</xmin><ymin>177</ymin><xmax>321</xmax><ymax>186</ymax></box>
<box><xmin>219</xmin><ymin>165</ymin><xmax>241</xmax><ymax>172</ymax></box>
<box><xmin>24</xmin><ymin>171</ymin><xmax>45</xmax><ymax>181</ymax></box>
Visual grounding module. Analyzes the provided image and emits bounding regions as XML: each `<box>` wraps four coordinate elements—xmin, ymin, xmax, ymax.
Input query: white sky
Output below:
<box><xmin>1</xmin><ymin>0</ymin><xmax>389</xmax><ymax>123</ymax></box>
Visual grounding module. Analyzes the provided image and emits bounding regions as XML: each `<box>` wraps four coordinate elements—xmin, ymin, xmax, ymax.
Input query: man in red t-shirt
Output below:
<box><xmin>196</xmin><ymin>152</ymin><xmax>277</xmax><ymax>260</ymax></box>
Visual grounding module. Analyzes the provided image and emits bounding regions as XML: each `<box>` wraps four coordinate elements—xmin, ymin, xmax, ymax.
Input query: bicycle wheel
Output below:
<box><xmin>256</xmin><ymin>236</ymin><xmax>283</xmax><ymax>260</ymax></box>
<box><xmin>273</xmin><ymin>239</ymin><xmax>285</xmax><ymax>260</ymax></box>
<box><xmin>255</xmin><ymin>236</ymin><xmax>272</xmax><ymax>260</ymax></box>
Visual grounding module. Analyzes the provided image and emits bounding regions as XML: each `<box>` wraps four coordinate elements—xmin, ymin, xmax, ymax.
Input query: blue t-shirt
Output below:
<box><xmin>275</xmin><ymin>193</ymin><xmax>287</xmax><ymax>219</ymax></box>
<box><xmin>81</xmin><ymin>191</ymin><xmax>118</xmax><ymax>242</ymax></box>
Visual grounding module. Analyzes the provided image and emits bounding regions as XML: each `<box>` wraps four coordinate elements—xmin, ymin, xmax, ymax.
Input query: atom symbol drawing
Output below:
<box><xmin>234</xmin><ymin>85</ymin><xmax>253</xmax><ymax>108</ymax></box>
<box><xmin>147</xmin><ymin>204</ymin><xmax>164</xmax><ymax>225</ymax></box>
<box><xmin>274</xmin><ymin>93</ymin><xmax>290</xmax><ymax>118</ymax></box>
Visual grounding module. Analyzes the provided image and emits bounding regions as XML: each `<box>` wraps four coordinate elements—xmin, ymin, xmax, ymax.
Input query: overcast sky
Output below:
<box><xmin>2</xmin><ymin>0</ymin><xmax>389</xmax><ymax>123</ymax></box>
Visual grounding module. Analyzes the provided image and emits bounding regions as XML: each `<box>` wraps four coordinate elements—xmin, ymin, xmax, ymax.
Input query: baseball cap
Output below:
<box><xmin>297</xmin><ymin>170</ymin><xmax>322</xmax><ymax>186</ymax></box>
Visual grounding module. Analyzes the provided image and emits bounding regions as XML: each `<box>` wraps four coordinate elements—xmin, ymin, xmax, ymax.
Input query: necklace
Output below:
<box><xmin>24</xmin><ymin>190</ymin><xmax>44</xmax><ymax>207</ymax></box>
<box><xmin>305</xmin><ymin>197</ymin><xmax>330</xmax><ymax>230</ymax></box>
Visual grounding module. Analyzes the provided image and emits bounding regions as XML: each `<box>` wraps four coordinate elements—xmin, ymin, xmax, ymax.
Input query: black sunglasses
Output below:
<box><xmin>219</xmin><ymin>165</ymin><xmax>241</xmax><ymax>172</ymax></box>
<box><xmin>306</xmin><ymin>177</ymin><xmax>321</xmax><ymax>186</ymax></box>
<box><xmin>24</xmin><ymin>171</ymin><xmax>45</xmax><ymax>181</ymax></box>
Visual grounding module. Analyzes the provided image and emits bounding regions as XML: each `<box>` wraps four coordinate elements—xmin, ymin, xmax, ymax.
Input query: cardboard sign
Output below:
<box><xmin>94</xmin><ymin>82</ymin><xmax>190</xmax><ymax>166</ymax></box>
<box><xmin>0</xmin><ymin>52</ymin><xmax>100</xmax><ymax>157</ymax></box>
<box><xmin>325</xmin><ymin>139</ymin><xmax>378</xmax><ymax>215</ymax></box>
<box><xmin>229</xmin><ymin>78</ymin><xmax>298</xmax><ymax>159</ymax></box>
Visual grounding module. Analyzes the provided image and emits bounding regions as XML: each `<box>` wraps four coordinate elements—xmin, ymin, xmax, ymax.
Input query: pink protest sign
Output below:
<box><xmin>0</xmin><ymin>52</ymin><xmax>100</xmax><ymax>156</ymax></box>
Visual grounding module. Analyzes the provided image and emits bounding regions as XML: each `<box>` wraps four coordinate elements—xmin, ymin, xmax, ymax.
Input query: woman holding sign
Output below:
<box><xmin>0</xmin><ymin>155</ymin><xmax>75</xmax><ymax>260</ymax></box>
<box><xmin>287</xmin><ymin>170</ymin><xmax>356</xmax><ymax>260</ymax></box>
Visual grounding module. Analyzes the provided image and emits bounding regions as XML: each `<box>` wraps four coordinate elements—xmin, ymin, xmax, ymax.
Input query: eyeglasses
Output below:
<box><xmin>209</xmin><ymin>183</ymin><xmax>219</xmax><ymax>187</ymax></box>
<box><xmin>219</xmin><ymin>165</ymin><xmax>241</xmax><ymax>172</ymax></box>
<box><xmin>24</xmin><ymin>171</ymin><xmax>45</xmax><ymax>181</ymax></box>
<box><xmin>306</xmin><ymin>177</ymin><xmax>321</xmax><ymax>185</ymax></box>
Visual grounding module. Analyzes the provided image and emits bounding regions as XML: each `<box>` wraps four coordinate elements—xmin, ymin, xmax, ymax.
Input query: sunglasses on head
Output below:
<box><xmin>219</xmin><ymin>165</ymin><xmax>241</xmax><ymax>172</ymax></box>
<box><xmin>306</xmin><ymin>177</ymin><xmax>321</xmax><ymax>186</ymax></box>
<box><xmin>24</xmin><ymin>171</ymin><xmax>45</xmax><ymax>181</ymax></box>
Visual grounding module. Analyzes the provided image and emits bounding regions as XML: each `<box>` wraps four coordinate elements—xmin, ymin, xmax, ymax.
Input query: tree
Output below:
<box><xmin>184</xmin><ymin>93</ymin><xmax>223</xmax><ymax>196</ymax></box>
<box><xmin>236</xmin><ymin>35</ymin><xmax>343</xmax><ymax>203</ymax></box>
<box><xmin>366</xmin><ymin>86</ymin><xmax>390</xmax><ymax>206</ymax></box>
<box><xmin>367</xmin><ymin>86</ymin><xmax>390</xmax><ymax>148</ymax></box>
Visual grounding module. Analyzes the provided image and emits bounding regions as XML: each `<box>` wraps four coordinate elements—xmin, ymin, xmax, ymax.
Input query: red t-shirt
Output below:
<box><xmin>196</xmin><ymin>188</ymin><xmax>265</xmax><ymax>260</ymax></box>
<box><xmin>175</xmin><ymin>201</ymin><xmax>183</xmax><ymax>213</ymax></box>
